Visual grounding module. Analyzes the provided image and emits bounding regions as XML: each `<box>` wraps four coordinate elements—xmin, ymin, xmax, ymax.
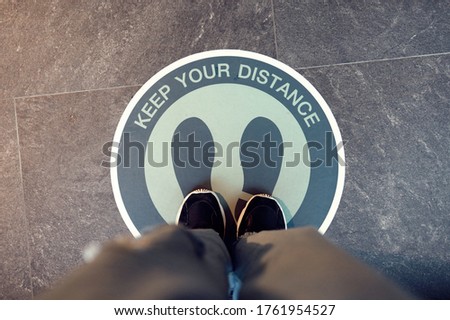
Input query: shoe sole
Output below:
<box><xmin>172</xmin><ymin>117</ymin><xmax>214</xmax><ymax>197</ymax></box>
<box><xmin>235</xmin><ymin>117</ymin><xmax>284</xmax><ymax>220</ymax></box>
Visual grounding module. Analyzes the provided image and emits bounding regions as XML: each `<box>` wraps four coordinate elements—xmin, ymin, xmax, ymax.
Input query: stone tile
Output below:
<box><xmin>16</xmin><ymin>87</ymin><xmax>136</xmax><ymax>296</ymax></box>
<box><xmin>300</xmin><ymin>54</ymin><xmax>450</xmax><ymax>298</ymax></box>
<box><xmin>0</xmin><ymin>99</ymin><xmax>32</xmax><ymax>299</ymax></box>
<box><xmin>274</xmin><ymin>0</ymin><xmax>450</xmax><ymax>68</ymax></box>
<box><xmin>0</xmin><ymin>0</ymin><xmax>275</xmax><ymax>99</ymax></box>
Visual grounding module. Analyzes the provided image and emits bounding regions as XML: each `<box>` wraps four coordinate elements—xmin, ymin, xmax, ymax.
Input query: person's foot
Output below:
<box><xmin>236</xmin><ymin>194</ymin><xmax>287</xmax><ymax>238</ymax></box>
<box><xmin>176</xmin><ymin>189</ymin><xmax>226</xmax><ymax>238</ymax></box>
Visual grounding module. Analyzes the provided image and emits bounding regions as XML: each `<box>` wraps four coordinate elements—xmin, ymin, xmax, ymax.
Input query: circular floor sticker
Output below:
<box><xmin>111</xmin><ymin>50</ymin><xmax>345</xmax><ymax>237</ymax></box>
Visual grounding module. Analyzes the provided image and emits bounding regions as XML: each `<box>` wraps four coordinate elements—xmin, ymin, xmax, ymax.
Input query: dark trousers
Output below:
<box><xmin>41</xmin><ymin>225</ymin><xmax>411</xmax><ymax>299</ymax></box>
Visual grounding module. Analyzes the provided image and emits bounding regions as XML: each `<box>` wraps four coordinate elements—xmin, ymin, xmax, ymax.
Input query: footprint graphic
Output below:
<box><xmin>235</xmin><ymin>117</ymin><xmax>283</xmax><ymax>220</ymax></box>
<box><xmin>171</xmin><ymin>117</ymin><xmax>214</xmax><ymax>197</ymax></box>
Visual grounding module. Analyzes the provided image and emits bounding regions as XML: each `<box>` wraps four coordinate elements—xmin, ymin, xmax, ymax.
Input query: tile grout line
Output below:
<box><xmin>13</xmin><ymin>84</ymin><xmax>142</xmax><ymax>100</ymax></box>
<box><xmin>294</xmin><ymin>51</ymin><xmax>450</xmax><ymax>71</ymax></box>
<box><xmin>270</xmin><ymin>0</ymin><xmax>280</xmax><ymax>60</ymax></box>
<box><xmin>13</xmin><ymin>99</ymin><xmax>24</xmax><ymax>190</ymax></box>
<box><xmin>8</xmin><ymin>51</ymin><xmax>450</xmax><ymax>101</ymax></box>
<box><xmin>13</xmin><ymin>98</ymin><xmax>34</xmax><ymax>299</ymax></box>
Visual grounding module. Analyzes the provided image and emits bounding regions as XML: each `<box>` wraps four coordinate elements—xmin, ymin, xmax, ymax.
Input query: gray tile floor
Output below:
<box><xmin>1</xmin><ymin>0</ymin><xmax>449</xmax><ymax>299</ymax></box>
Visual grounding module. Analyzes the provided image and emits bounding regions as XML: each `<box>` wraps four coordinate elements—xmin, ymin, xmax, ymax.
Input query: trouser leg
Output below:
<box><xmin>40</xmin><ymin>225</ymin><xmax>231</xmax><ymax>299</ymax></box>
<box><xmin>233</xmin><ymin>227</ymin><xmax>412</xmax><ymax>299</ymax></box>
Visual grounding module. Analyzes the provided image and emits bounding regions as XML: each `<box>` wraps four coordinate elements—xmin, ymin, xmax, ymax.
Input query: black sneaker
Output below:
<box><xmin>176</xmin><ymin>189</ymin><xmax>226</xmax><ymax>238</ymax></box>
<box><xmin>236</xmin><ymin>194</ymin><xmax>287</xmax><ymax>238</ymax></box>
